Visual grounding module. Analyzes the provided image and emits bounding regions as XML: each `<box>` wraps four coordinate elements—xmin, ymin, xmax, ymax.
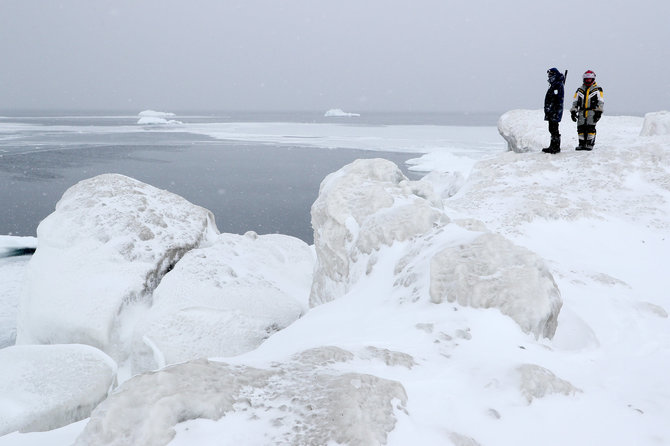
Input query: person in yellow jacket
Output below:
<box><xmin>570</xmin><ymin>70</ymin><xmax>604</xmax><ymax>150</ymax></box>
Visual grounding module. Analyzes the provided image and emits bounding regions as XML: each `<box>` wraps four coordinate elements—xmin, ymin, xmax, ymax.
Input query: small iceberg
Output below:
<box><xmin>138</xmin><ymin>110</ymin><xmax>176</xmax><ymax>118</ymax></box>
<box><xmin>137</xmin><ymin>110</ymin><xmax>182</xmax><ymax>125</ymax></box>
<box><xmin>324</xmin><ymin>108</ymin><xmax>360</xmax><ymax>118</ymax></box>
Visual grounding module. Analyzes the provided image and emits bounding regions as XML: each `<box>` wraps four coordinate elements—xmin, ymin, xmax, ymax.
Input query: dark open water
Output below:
<box><xmin>0</xmin><ymin>111</ymin><xmax>498</xmax><ymax>244</ymax></box>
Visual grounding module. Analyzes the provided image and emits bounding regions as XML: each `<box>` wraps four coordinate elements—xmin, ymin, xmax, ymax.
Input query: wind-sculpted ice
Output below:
<box><xmin>131</xmin><ymin>231</ymin><xmax>313</xmax><ymax>373</ymax></box>
<box><xmin>16</xmin><ymin>174</ymin><xmax>219</xmax><ymax>361</ymax></box>
<box><xmin>0</xmin><ymin>344</ymin><xmax>116</xmax><ymax>435</ymax></box>
<box><xmin>309</xmin><ymin>158</ymin><xmax>448</xmax><ymax>305</ymax></box>
<box><xmin>75</xmin><ymin>347</ymin><xmax>407</xmax><ymax>446</ymax></box>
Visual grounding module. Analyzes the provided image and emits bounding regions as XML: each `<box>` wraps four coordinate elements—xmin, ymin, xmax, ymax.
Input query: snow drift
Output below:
<box><xmin>16</xmin><ymin>174</ymin><xmax>219</xmax><ymax>361</ymax></box>
<box><xmin>0</xmin><ymin>344</ymin><xmax>116</xmax><ymax>435</ymax></box>
<box><xmin>131</xmin><ymin>231</ymin><xmax>313</xmax><ymax>374</ymax></box>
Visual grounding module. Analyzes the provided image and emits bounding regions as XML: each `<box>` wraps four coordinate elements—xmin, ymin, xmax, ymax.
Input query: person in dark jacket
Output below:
<box><xmin>570</xmin><ymin>70</ymin><xmax>604</xmax><ymax>150</ymax></box>
<box><xmin>542</xmin><ymin>67</ymin><xmax>565</xmax><ymax>154</ymax></box>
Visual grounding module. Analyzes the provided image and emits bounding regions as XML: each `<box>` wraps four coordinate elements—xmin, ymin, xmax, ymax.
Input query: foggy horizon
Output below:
<box><xmin>1</xmin><ymin>1</ymin><xmax>668</xmax><ymax>116</ymax></box>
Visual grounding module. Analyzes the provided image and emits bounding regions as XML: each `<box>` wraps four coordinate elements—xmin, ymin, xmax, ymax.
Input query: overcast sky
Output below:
<box><xmin>1</xmin><ymin>0</ymin><xmax>668</xmax><ymax>114</ymax></box>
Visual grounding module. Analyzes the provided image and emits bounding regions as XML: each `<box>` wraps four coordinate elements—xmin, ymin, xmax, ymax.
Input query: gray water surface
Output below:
<box><xmin>0</xmin><ymin>131</ymin><xmax>419</xmax><ymax>244</ymax></box>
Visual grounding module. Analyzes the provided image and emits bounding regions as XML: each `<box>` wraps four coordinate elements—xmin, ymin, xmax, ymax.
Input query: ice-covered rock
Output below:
<box><xmin>131</xmin><ymin>232</ymin><xmax>313</xmax><ymax>373</ymax></box>
<box><xmin>0</xmin><ymin>344</ymin><xmax>116</xmax><ymax>435</ymax></box>
<box><xmin>324</xmin><ymin>108</ymin><xmax>360</xmax><ymax>117</ymax></box>
<box><xmin>75</xmin><ymin>348</ymin><xmax>407</xmax><ymax>446</ymax></box>
<box><xmin>310</xmin><ymin>158</ymin><xmax>448</xmax><ymax>305</ymax></box>
<box><xmin>429</xmin><ymin>232</ymin><xmax>562</xmax><ymax>338</ymax></box>
<box><xmin>517</xmin><ymin>363</ymin><xmax>581</xmax><ymax>403</ymax></box>
<box><xmin>640</xmin><ymin>110</ymin><xmax>670</xmax><ymax>136</ymax></box>
<box><xmin>497</xmin><ymin>109</ymin><xmax>547</xmax><ymax>152</ymax></box>
<box><xmin>16</xmin><ymin>174</ymin><xmax>219</xmax><ymax>361</ymax></box>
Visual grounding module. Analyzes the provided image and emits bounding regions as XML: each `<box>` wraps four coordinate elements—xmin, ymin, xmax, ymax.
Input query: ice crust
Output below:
<box><xmin>0</xmin><ymin>344</ymin><xmax>116</xmax><ymax>435</ymax></box>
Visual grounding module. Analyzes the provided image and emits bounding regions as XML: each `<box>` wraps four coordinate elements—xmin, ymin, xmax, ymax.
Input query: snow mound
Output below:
<box><xmin>324</xmin><ymin>108</ymin><xmax>360</xmax><ymax>117</ymax></box>
<box><xmin>0</xmin><ymin>344</ymin><xmax>116</xmax><ymax>436</ymax></box>
<box><xmin>640</xmin><ymin>110</ymin><xmax>670</xmax><ymax>136</ymax></box>
<box><xmin>16</xmin><ymin>174</ymin><xmax>219</xmax><ymax>361</ymax></box>
<box><xmin>430</xmin><ymin>233</ymin><xmax>562</xmax><ymax>339</ymax></box>
<box><xmin>138</xmin><ymin>110</ymin><xmax>176</xmax><ymax>118</ymax></box>
<box><xmin>75</xmin><ymin>349</ymin><xmax>406</xmax><ymax>446</ymax></box>
<box><xmin>131</xmin><ymin>231</ymin><xmax>313</xmax><ymax>373</ymax></box>
<box><xmin>137</xmin><ymin>116</ymin><xmax>183</xmax><ymax>125</ymax></box>
<box><xmin>310</xmin><ymin>158</ymin><xmax>448</xmax><ymax>305</ymax></box>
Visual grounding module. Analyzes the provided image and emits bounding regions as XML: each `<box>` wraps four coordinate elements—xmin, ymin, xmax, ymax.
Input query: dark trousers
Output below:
<box><xmin>548</xmin><ymin>121</ymin><xmax>560</xmax><ymax>139</ymax></box>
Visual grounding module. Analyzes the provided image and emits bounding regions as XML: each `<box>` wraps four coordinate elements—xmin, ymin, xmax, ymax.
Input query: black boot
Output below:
<box><xmin>575</xmin><ymin>140</ymin><xmax>589</xmax><ymax>151</ymax></box>
<box><xmin>542</xmin><ymin>136</ymin><xmax>561</xmax><ymax>154</ymax></box>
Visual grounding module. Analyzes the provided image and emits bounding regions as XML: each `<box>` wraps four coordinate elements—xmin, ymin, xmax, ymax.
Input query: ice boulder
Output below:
<box><xmin>131</xmin><ymin>232</ymin><xmax>313</xmax><ymax>373</ymax></box>
<box><xmin>497</xmin><ymin>109</ymin><xmax>549</xmax><ymax>153</ymax></box>
<box><xmin>517</xmin><ymin>364</ymin><xmax>581</xmax><ymax>403</ymax></box>
<box><xmin>640</xmin><ymin>110</ymin><xmax>670</xmax><ymax>136</ymax></box>
<box><xmin>310</xmin><ymin>158</ymin><xmax>449</xmax><ymax>306</ymax></box>
<box><xmin>0</xmin><ymin>344</ymin><xmax>116</xmax><ymax>435</ymax></box>
<box><xmin>76</xmin><ymin>347</ymin><xmax>406</xmax><ymax>446</ymax></box>
<box><xmin>16</xmin><ymin>174</ymin><xmax>219</xmax><ymax>361</ymax></box>
<box><xmin>429</xmin><ymin>232</ymin><xmax>562</xmax><ymax>339</ymax></box>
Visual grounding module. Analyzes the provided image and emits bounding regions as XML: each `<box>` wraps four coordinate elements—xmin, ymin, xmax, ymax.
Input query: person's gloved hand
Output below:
<box><xmin>594</xmin><ymin>111</ymin><xmax>602</xmax><ymax>123</ymax></box>
<box><xmin>570</xmin><ymin>110</ymin><xmax>577</xmax><ymax>122</ymax></box>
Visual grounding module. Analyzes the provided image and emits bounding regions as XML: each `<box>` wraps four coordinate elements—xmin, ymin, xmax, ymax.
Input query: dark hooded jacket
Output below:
<box><xmin>544</xmin><ymin>68</ymin><xmax>565</xmax><ymax>122</ymax></box>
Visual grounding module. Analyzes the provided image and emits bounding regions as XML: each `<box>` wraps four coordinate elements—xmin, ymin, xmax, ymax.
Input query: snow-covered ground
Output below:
<box><xmin>1</xmin><ymin>110</ymin><xmax>669</xmax><ymax>445</ymax></box>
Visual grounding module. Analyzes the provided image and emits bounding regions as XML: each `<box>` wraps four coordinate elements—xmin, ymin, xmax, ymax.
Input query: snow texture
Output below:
<box><xmin>75</xmin><ymin>347</ymin><xmax>406</xmax><ymax>446</ymax></box>
<box><xmin>429</xmin><ymin>232</ymin><xmax>562</xmax><ymax>339</ymax></box>
<box><xmin>640</xmin><ymin>110</ymin><xmax>670</xmax><ymax>136</ymax></box>
<box><xmin>16</xmin><ymin>174</ymin><xmax>219</xmax><ymax>361</ymax></box>
<box><xmin>0</xmin><ymin>344</ymin><xmax>116</xmax><ymax>435</ymax></box>
<box><xmin>324</xmin><ymin>108</ymin><xmax>360</xmax><ymax>117</ymax></box>
<box><xmin>130</xmin><ymin>231</ymin><xmax>313</xmax><ymax>374</ymax></box>
<box><xmin>309</xmin><ymin>158</ymin><xmax>448</xmax><ymax>306</ymax></box>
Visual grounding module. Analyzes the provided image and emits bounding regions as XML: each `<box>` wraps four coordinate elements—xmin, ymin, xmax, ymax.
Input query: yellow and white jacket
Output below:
<box><xmin>571</xmin><ymin>82</ymin><xmax>604</xmax><ymax>125</ymax></box>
